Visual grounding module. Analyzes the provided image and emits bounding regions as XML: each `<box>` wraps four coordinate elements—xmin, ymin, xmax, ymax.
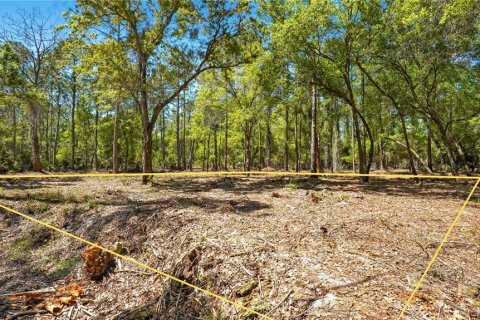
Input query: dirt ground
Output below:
<box><xmin>1</xmin><ymin>174</ymin><xmax>480</xmax><ymax>319</ymax></box>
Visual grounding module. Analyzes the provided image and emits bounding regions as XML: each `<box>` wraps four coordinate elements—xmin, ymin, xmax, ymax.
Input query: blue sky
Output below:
<box><xmin>0</xmin><ymin>1</ymin><xmax>74</xmax><ymax>20</ymax></box>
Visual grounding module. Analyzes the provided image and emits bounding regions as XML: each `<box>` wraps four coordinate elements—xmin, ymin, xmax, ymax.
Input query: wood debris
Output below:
<box><xmin>82</xmin><ymin>246</ymin><xmax>113</xmax><ymax>280</ymax></box>
<box><xmin>2</xmin><ymin>282</ymin><xmax>83</xmax><ymax>317</ymax></box>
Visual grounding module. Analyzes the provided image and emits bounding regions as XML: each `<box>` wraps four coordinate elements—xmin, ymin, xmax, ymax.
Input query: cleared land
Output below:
<box><xmin>1</xmin><ymin>175</ymin><xmax>479</xmax><ymax>319</ymax></box>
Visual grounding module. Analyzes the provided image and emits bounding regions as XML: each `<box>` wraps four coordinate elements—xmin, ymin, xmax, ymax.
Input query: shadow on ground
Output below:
<box><xmin>150</xmin><ymin>176</ymin><xmax>473</xmax><ymax>201</ymax></box>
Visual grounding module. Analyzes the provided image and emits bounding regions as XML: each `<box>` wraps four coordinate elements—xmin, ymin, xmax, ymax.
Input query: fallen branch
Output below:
<box><xmin>77</xmin><ymin>303</ymin><xmax>96</xmax><ymax>318</ymax></box>
<box><xmin>6</xmin><ymin>309</ymin><xmax>48</xmax><ymax>320</ymax></box>
<box><xmin>1</xmin><ymin>288</ymin><xmax>56</xmax><ymax>297</ymax></box>
<box><xmin>258</xmin><ymin>275</ymin><xmax>264</xmax><ymax>299</ymax></box>
<box><xmin>115</xmin><ymin>269</ymin><xmax>156</xmax><ymax>276</ymax></box>
<box><xmin>226</xmin><ymin>261</ymin><xmax>255</xmax><ymax>277</ymax></box>
<box><xmin>67</xmin><ymin>306</ymin><xmax>74</xmax><ymax>320</ymax></box>
<box><xmin>266</xmin><ymin>289</ymin><xmax>293</xmax><ymax>316</ymax></box>
<box><xmin>413</xmin><ymin>240</ymin><xmax>430</xmax><ymax>259</ymax></box>
<box><xmin>229</xmin><ymin>250</ymin><xmax>251</xmax><ymax>257</ymax></box>
<box><xmin>206</xmin><ymin>239</ymin><xmax>256</xmax><ymax>276</ymax></box>
<box><xmin>425</xmin><ymin>241</ymin><xmax>478</xmax><ymax>249</ymax></box>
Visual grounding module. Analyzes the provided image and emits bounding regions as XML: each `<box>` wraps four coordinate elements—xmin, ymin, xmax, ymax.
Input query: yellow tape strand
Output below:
<box><xmin>397</xmin><ymin>177</ymin><xmax>480</xmax><ymax>319</ymax></box>
<box><xmin>0</xmin><ymin>203</ymin><xmax>274</xmax><ymax>320</ymax></box>
<box><xmin>0</xmin><ymin>171</ymin><xmax>478</xmax><ymax>180</ymax></box>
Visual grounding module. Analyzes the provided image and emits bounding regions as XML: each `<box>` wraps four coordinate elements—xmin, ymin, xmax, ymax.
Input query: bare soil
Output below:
<box><xmin>1</xmin><ymin>175</ymin><xmax>480</xmax><ymax>319</ymax></box>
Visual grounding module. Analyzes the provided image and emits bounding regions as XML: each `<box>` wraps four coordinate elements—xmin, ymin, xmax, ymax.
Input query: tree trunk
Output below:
<box><xmin>364</xmin><ymin>115</ymin><xmax>375</xmax><ymax>176</ymax></box>
<box><xmin>188</xmin><ymin>139</ymin><xmax>195</xmax><ymax>171</ymax></box>
<box><xmin>248</xmin><ymin>131</ymin><xmax>253</xmax><ymax>172</ymax></box>
<box><xmin>258</xmin><ymin>122</ymin><xmax>262</xmax><ymax>170</ymax></box>
<box><xmin>428</xmin><ymin>110</ymin><xmax>458</xmax><ymax>175</ymax></box>
<box><xmin>440</xmin><ymin>130</ymin><xmax>459</xmax><ymax>176</ymax></box>
<box><xmin>299</xmin><ymin>116</ymin><xmax>302</xmax><ymax>170</ymax></box>
<box><xmin>243</xmin><ymin>122</ymin><xmax>252</xmax><ymax>172</ymax></box>
<box><xmin>316</xmin><ymin>129</ymin><xmax>322</xmax><ymax>173</ymax></box>
<box><xmin>122</xmin><ymin>115</ymin><xmax>130</xmax><ymax>172</ymax></box>
<box><xmin>13</xmin><ymin>104</ymin><xmax>17</xmax><ymax>161</ymax></box>
<box><xmin>360</xmin><ymin>73</ymin><xmax>373</xmax><ymax>182</ymax></box>
<box><xmin>53</xmin><ymin>94</ymin><xmax>61</xmax><ymax>168</ymax></box>
<box><xmin>388</xmin><ymin>138</ymin><xmax>433</xmax><ymax>174</ymax></box>
<box><xmin>45</xmin><ymin>102</ymin><xmax>50</xmax><ymax>165</ymax></box>
<box><xmin>244</xmin><ymin>132</ymin><xmax>248</xmax><ymax>171</ymax></box>
<box><xmin>284</xmin><ymin>104</ymin><xmax>289</xmax><ymax>171</ymax></box>
<box><xmin>136</xmin><ymin>50</ymin><xmax>155</xmax><ymax>183</ymax></box>
<box><xmin>310</xmin><ymin>81</ymin><xmax>318</xmax><ymax>175</ymax></box>
<box><xmin>50</xmin><ymin>102</ymin><xmax>55</xmax><ymax>165</ymax></box>
<box><xmin>362</xmin><ymin>124</ymin><xmax>367</xmax><ymax>171</ymax></box>
<box><xmin>214</xmin><ymin>128</ymin><xmax>218</xmax><ymax>171</ymax></box>
<box><xmin>20</xmin><ymin>112</ymin><xmax>25</xmax><ymax>155</ymax></box>
<box><xmin>332</xmin><ymin>114</ymin><xmax>339</xmax><ymax>172</ymax></box>
<box><xmin>243</xmin><ymin>127</ymin><xmax>247</xmax><ymax>171</ymax></box>
<box><xmin>29</xmin><ymin>103</ymin><xmax>42</xmax><ymax>172</ymax></box>
<box><xmin>161</xmin><ymin>109</ymin><xmax>166</xmax><ymax>165</ymax></box>
<box><xmin>224</xmin><ymin>112</ymin><xmax>228</xmax><ymax>170</ymax></box>
<box><xmin>206</xmin><ymin>132</ymin><xmax>211</xmax><ymax>172</ymax></box>
<box><xmin>113</xmin><ymin>103</ymin><xmax>120</xmax><ymax>173</ymax></box>
<box><xmin>352</xmin><ymin>108</ymin><xmax>364</xmax><ymax>178</ymax></box>
<box><xmin>124</xmin><ymin>135</ymin><xmax>129</xmax><ymax>172</ymax></box>
<box><xmin>70</xmin><ymin>69</ymin><xmax>77</xmax><ymax>170</ymax></box>
<box><xmin>426</xmin><ymin>119</ymin><xmax>433</xmax><ymax>172</ymax></box>
<box><xmin>94</xmin><ymin>104</ymin><xmax>99</xmax><ymax>171</ymax></box>
<box><xmin>176</xmin><ymin>94</ymin><xmax>181</xmax><ymax>170</ymax></box>
<box><xmin>142</xmin><ymin>128</ymin><xmax>153</xmax><ymax>182</ymax></box>
<box><xmin>265</xmin><ymin>107</ymin><xmax>272</xmax><ymax>168</ymax></box>
<box><xmin>378</xmin><ymin>104</ymin><xmax>386</xmax><ymax>170</ymax></box>
<box><xmin>182</xmin><ymin>91</ymin><xmax>187</xmax><ymax>170</ymax></box>
<box><xmin>84</xmin><ymin>119</ymin><xmax>89</xmax><ymax>169</ymax></box>
<box><xmin>351</xmin><ymin>115</ymin><xmax>355</xmax><ymax>173</ymax></box>
<box><xmin>346</xmin><ymin>68</ymin><xmax>371</xmax><ymax>182</ymax></box>
<box><xmin>202</xmin><ymin>138</ymin><xmax>206</xmax><ymax>171</ymax></box>
<box><xmin>349</xmin><ymin>102</ymin><xmax>374</xmax><ymax>181</ymax></box>
<box><xmin>399</xmin><ymin>110</ymin><xmax>417</xmax><ymax>175</ymax></box>
<box><xmin>360</xmin><ymin>77</ymin><xmax>367</xmax><ymax>174</ymax></box>
<box><xmin>294</xmin><ymin>104</ymin><xmax>300</xmax><ymax>172</ymax></box>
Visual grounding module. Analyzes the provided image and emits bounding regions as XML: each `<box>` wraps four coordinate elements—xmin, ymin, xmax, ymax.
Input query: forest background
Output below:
<box><xmin>0</xmin><ymin>0</ymin><xmax>479</xmax><ymax>184</ymax></box>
